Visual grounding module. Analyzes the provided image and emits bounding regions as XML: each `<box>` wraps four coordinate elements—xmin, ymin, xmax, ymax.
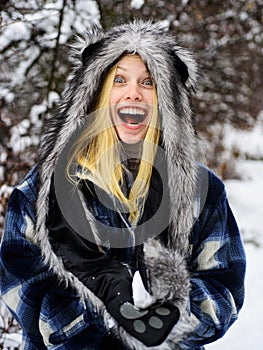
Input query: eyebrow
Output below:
<box><xmin>116</xmin><ymin>65</ymin><xmax>149</xmax><ymax>75</ymax></box>
<box><xmin>116</xmin><ymin>65</ymin><xmax>127</xmax><ymax>71</ymax></box>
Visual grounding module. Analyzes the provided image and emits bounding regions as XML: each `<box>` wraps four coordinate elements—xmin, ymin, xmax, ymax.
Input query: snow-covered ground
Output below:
<box><xmin>207</xmin><ymin>159</ymin><xmax>263</xmax><ymax>350</ymax></box>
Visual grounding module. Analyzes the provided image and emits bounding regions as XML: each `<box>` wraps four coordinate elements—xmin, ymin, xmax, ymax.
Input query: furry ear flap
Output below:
<box><xmin>82</xmin><ymin>39</ymin><xmax>104</xmax><ymax>65</ymax></box>
<box><xmin>172</xmin><ymin>46</ymin><xmax>199</xmax><ymax>91</ymax></box>
<box><xmin>172</xmin><ymin>52</ymin><xmax>189</xmax><ymax>84</ymax></box>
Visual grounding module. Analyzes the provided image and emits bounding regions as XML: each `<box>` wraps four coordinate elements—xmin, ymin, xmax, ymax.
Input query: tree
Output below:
<box><xmin>0</xmin><ymin>0</ymin><xmax>100</xmax><ymax>236</ymax></box>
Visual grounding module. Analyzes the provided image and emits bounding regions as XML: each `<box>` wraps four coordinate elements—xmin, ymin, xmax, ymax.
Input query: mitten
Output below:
<box><xmin>64</xmin><ymin>254</ymin><xmax>180</xmax><ymax>347</ymax></box>
<box><xmin>107</xmin><ymin>298</ymin><xmax>180</xmax><ymax>347</ymax></box>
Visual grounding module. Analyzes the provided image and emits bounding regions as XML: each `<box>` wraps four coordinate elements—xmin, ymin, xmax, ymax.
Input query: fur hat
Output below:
<box><xmin>36</xmin><ymin>20</ymin><xmax>199</xmax><ymax>349</ymax></box>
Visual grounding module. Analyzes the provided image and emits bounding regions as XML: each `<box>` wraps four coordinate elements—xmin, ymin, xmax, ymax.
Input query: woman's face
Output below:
<box><xmin>110</xmin><ymin>55</ymin><xmax>154</xmax><ymax>144</ymax></box>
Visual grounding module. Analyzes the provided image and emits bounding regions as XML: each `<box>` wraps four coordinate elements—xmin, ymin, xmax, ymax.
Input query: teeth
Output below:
<box><xmin>126</xmin><ymin>122</ymin><xmax>138</xmax><ymax>127</ymax></box>
<box><xmin>119</xmin><ymin>107</ymin><xmax>145</xmax><ymax>116</ymax></box>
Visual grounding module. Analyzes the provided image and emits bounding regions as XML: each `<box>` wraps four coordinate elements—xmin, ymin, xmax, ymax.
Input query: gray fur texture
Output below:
<box><xmin>35</xmin><ymin>20</ymin><xmax>199</xmax><ymax>348</ymax></box>
<box><xmin>143</xmin><ymin>239</ymin><xmax>190</xmax><ymax>304</ymax></box>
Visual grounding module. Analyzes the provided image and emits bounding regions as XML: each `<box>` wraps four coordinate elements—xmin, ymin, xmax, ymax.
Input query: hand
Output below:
<box><xmin>79</xmin><ymin>259</ymin><xmax>180</xmax><ymax>347</ymax></box>
<box><xmin>62</xmin><ymin>246</ymin><xmax>181</xmax><ymax>346</ymax></box>
<box><xmin>107</xmin><ymin>299</ymin><xmax>180</xmax><ymax>347</ymax></box>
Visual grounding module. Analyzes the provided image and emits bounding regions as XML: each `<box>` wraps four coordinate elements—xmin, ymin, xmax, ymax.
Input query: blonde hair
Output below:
<box><xmin>67</xmin><ymin>56</ymin><xmax>160</xmax><ymax>225</ymax></box>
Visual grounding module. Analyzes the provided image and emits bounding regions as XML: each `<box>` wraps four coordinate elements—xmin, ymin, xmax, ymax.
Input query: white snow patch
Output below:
<box><xmin>1</xmin><ymin>331</ymin><xmax>22</xmax><ymax>349</ymax></box>
<box><xmin>224</xmin><ymin>112</ymin><xmax>263</xmax><ymax>159</ymax></box>
<box><xmin>130</xmin><ymin>0</ymin><xmax>145</xmax><ymax>9</ymax></box>
<box><xmin>0</xmin><ymin>21</ymin><xmax>30</xmax><ymax>47</ymax></box>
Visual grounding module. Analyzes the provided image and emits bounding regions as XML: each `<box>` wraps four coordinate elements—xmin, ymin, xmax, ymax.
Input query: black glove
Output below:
<box><xmin>64</xmin><ymin>254</ymin><xmax>180</xmax><ymax>347</ymax></box>
<box><xmin>63</xmin><ymin>254</ymin><xmax>134</xmax><ymax>306</ymax></box>
<box><xmin>107</xmin><ymin>298</ymin><xmax>180</xmax><ymax>347</ymax></box>
<box><xmin>83</xmin><ymin>257</ymin><xmax>180</xmax><ymax>347</ymax></box>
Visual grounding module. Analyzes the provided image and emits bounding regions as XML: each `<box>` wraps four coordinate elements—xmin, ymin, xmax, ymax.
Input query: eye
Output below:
<box><xmin>141</xmin><ymin>77</ymin><xmax>154</xmax><ymax>87</ymax></box>
<box><xmin>114</xmin><ymin>76</ymin><xmax>125</xmax><ymax>84</ymax></box>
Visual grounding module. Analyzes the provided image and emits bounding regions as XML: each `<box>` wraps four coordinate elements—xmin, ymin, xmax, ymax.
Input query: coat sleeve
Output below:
<box><xmin>180</xmin><ymin>171</ymin><xmax>246</xmax><ymax>349</ymax></box>
<box><xmin>0</xmin><ymin>171</ymin><xmax>107</xmax><ymax>349</ymax></box>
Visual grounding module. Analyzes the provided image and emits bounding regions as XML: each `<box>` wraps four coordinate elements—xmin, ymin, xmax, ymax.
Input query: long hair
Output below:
<box><xmin>67</xmin><ymin>56</ymin><xmax>160</xmax><ymax>225</ymax></box>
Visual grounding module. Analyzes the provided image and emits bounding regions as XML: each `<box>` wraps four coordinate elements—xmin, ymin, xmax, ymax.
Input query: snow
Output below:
<box><xmin>207</xmin><ymin>159</ymin><xmax>263</xmax><ymax>350</ymax></box>
<box><xmin>130</xmin><ymin>0</ymin><xmax>145</xmax><ymax>10</ymax></box>
<box><xmin>0</xmin><ymin>0</ymin><xmax>100</xmax><ymax>100</ymax></box>
<box><xmin>0</xmin><ymin>21</ymin><xmax>31</xmax><ymax>47</ymax></box>
<box><xmin>223</xmin><ymin>111</ymin><xmax>263</xmax><ymax>160</ymax></box>
<box><xmin>1</xmin><ymin>332</ymin><xmax>22</xmax><ymax>349</ymax></box>
<box><xmin>206</xmin><ymin>117</ymin><xmax>263</xmax><ymax>349</ymax></box>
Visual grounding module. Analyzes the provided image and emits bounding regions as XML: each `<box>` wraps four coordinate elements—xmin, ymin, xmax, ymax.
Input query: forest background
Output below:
<box><xmin>0</xmin><ymin>0</ymin><xmax>263</xmax><ymax>347</ymax></box>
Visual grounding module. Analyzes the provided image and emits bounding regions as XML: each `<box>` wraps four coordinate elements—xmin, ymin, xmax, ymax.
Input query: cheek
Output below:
<box><xmin>109</xmin><ymin>93</ymin><xmax>114</xmax><ymax>106</ymax></box>
<box><xmin>145</xmin><ymin>91</ymin><xmax>154</xmax><ymax>105</ymax></box>
<box><xmin>109</xmin><ymin>89</ymin><xmax>120</xmax><ymax>106</ymax></box>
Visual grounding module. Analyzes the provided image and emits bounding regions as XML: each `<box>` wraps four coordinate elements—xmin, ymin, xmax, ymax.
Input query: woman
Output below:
<box><xmin>0</xmin><ymin>20</ymin><xmax>246</xmax><ymax>350</ymax></box>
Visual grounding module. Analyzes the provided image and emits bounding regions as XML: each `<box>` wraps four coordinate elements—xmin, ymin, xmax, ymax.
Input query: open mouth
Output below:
<box><xmin>118</xmin><ymin>107</ymin><xmax>147</xmax><ymax>126</ymax></box>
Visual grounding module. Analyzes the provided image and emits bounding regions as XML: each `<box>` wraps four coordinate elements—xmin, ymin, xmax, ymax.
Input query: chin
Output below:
<box><xmin>118</xmin><ymin>131</ymin><xmax>147</xmax><ymax>144</ymax></box>
<box><xmin>120</xmin><ymin>136</ymin><xmax>142</xmax><ymax>144</ymax></box>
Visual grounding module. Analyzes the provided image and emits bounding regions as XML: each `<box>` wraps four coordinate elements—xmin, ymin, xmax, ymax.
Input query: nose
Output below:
<box><xmin>124</xmin><ymin>84</ymin><xmax>142</xmax><ymax>101</ymax></box>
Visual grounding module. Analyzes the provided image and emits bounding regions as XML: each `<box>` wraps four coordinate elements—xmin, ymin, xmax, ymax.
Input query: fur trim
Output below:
<box><xmin>35</xmin><ymin>20</ymin><xmax>199</xmax><ymax>349</ymax></box>
<box><xmin>143</xmin><ymin>239</ymin><xmax>190</xmax><ymax>304</ymax></box>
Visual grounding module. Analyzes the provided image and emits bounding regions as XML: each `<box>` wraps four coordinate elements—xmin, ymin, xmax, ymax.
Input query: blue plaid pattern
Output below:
<box><xmin>0</xmin><ymin>165</ymin><xmax>246</xmax><ymax>349</ymax></box>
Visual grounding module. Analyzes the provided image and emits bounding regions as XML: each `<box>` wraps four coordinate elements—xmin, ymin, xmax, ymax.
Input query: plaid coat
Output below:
<box><xmin>0</xmin><ymin>164</ymin><xmax>245</xmax><ymax>349</ymax></box>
